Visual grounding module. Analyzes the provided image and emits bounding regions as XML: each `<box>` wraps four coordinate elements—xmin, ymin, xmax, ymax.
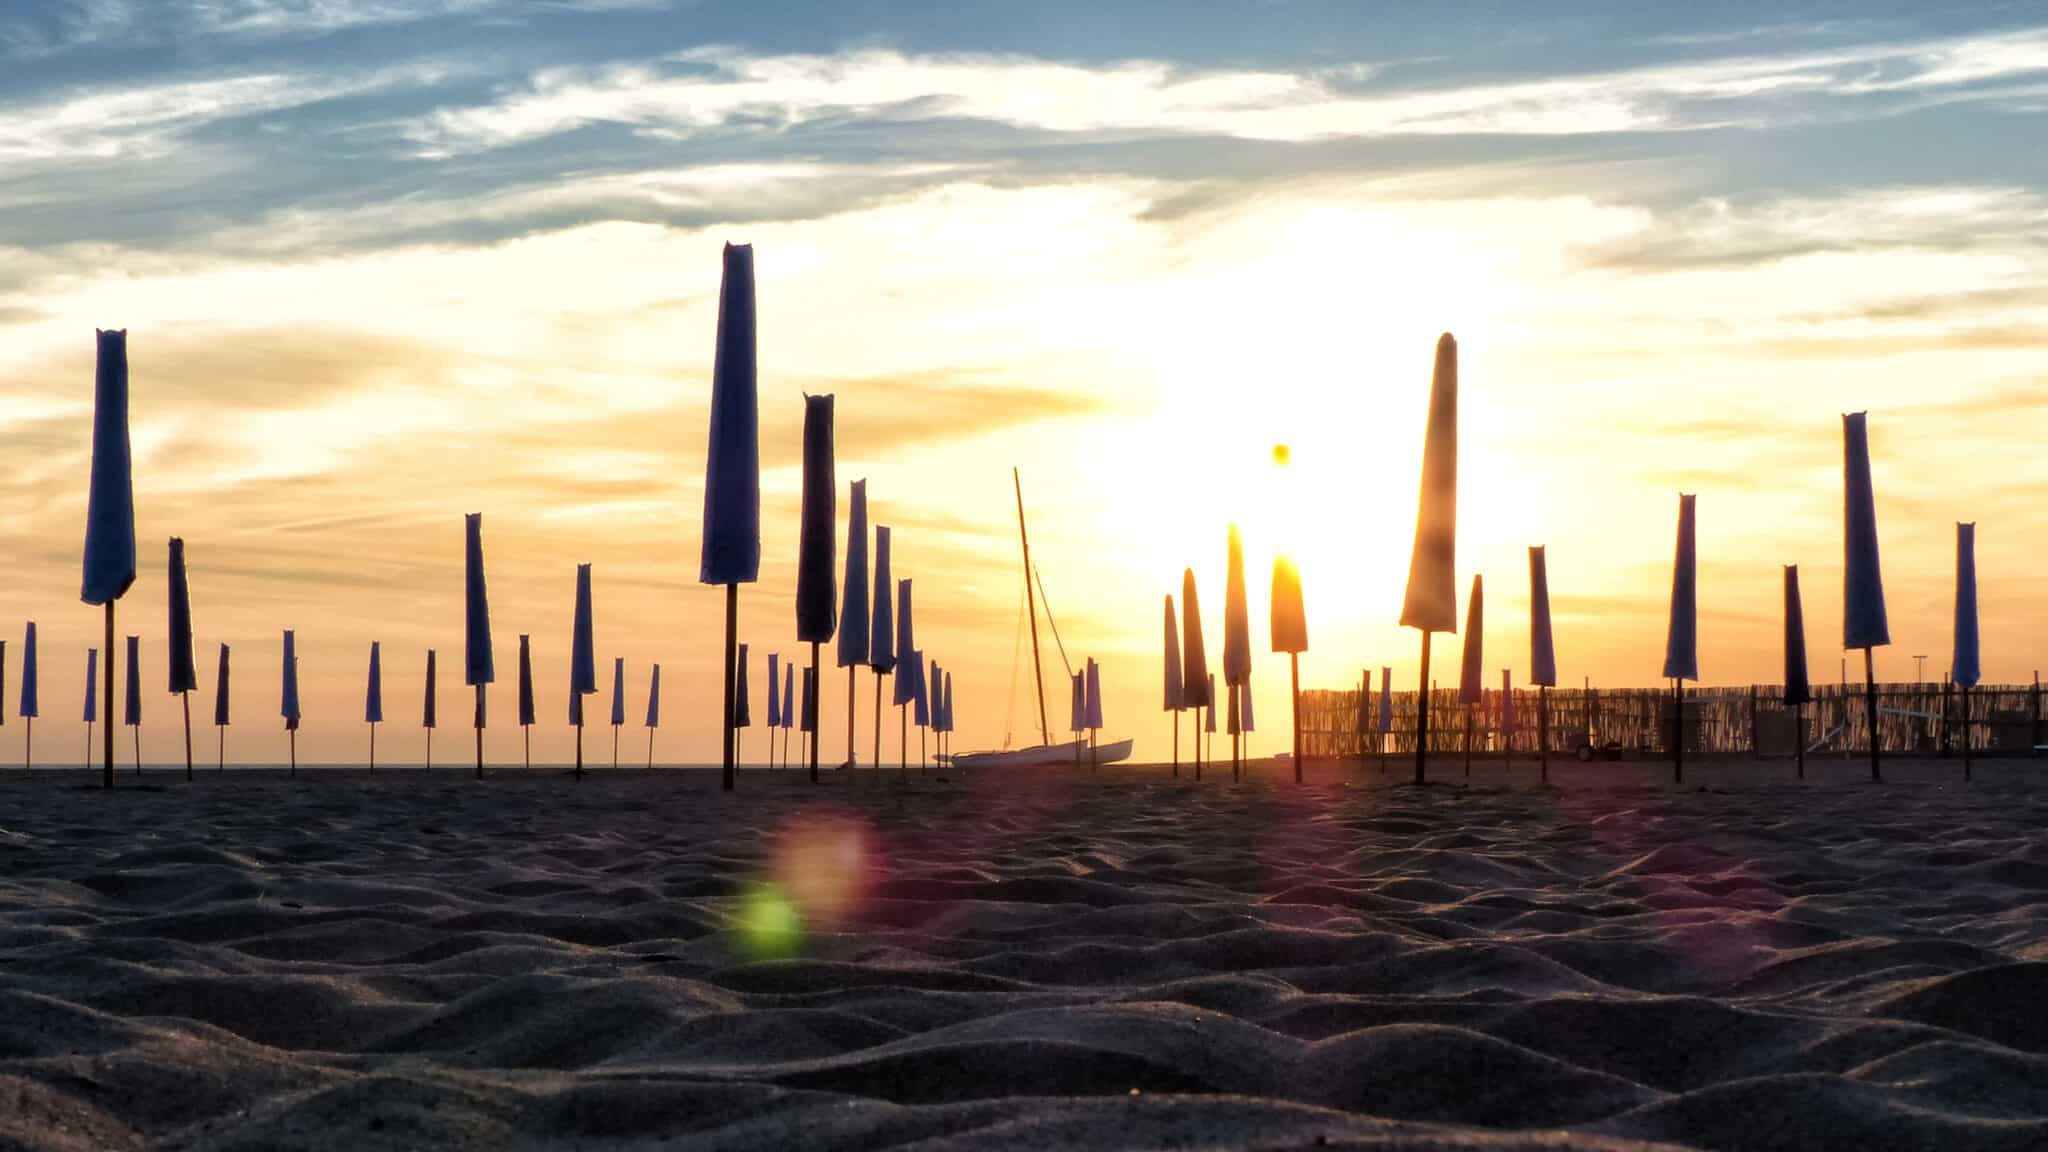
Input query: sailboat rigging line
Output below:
<box><xmin>1034</xmin><ymin>563</ymin><xmax>1076</xmax><ymax>683</ymax></box>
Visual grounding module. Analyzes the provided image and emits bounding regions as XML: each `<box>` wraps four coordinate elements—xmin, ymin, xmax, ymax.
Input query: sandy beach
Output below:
<box><xmin>3</xmin><ymin>758</ymin><xmax>2046</xmax><ymax>1150</ymax></box>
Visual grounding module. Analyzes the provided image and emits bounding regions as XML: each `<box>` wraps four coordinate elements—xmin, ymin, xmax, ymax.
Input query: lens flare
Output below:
<box><xmin>737</xmin><ymin>883</ymin><xmax>804</xmax><ymax>958</ymax></box>
<box><xmin>773</xmin><ymin>813</ymin><xmax>874</xmax><ymax>932</ymax></box>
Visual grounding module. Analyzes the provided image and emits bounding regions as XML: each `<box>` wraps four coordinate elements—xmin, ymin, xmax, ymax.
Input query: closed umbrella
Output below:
<box><xmin>19</xmin><ymin>623</ymin><xmax>37</xmax><ymax>769</ymax></box>
<box><xmin>1399</xmin><ymin>334</ymin><xmax>1459</xmax><ymax>785</ymax></box>
<box><xmin>1084</xmin><ymin>657</ymin><xmax>1102</xmax><ymax>771</ymax></box>
<box><xmin>213</xmin><ymin>643</ymin><xmax>229</xmax><ymax>770</ymax></box>
<box><xmin>465</xmin><ymin>513</ymin><xmax>494</xmax><ymax>779</ymax></box>
<box><xmin>1842</xmin><ymin>412</ymin><xmax>1890</xmax><ymax>781</ymax></box>
<box><xmin>424</xmin><ymin>649</ymin><xmax>437</xmax><ymax>770</ymax></box>
<box><xmin>732</xmin><ymin>648</ymin><xmax>750</xmax><ymax>767</ymax></box>
<box><xmin>869</xmin><ymin>525</ymin><xmax>895</xmax><ymax>769</ymax></box>
<box><xmin>917</xmin><ymin>655</ymin><xmax>934</xmax><ymax>772</ymax></box>
<box><xmin>796</xmin><ymin>393</ymin><xmax>837</xmax><ymax>783</ymax></box>
<box><xmin>767</xmin><ymin>651</ymin><xmax>781</xmax><ymax>768</ymax></box>
<box><xmin>1163</xmin><ymin>595</ymin><xmax>1184</xmax><ymax>776</ymax></box>
<box><xmin>645</xmin><ymin>663</ymin><xmax>661</xmax><ymax>769</ymax></box>
<box><xmin>1356</xmin><ymin>668</ymin><xmax>1372</xmax><ymax>762</ymax></box>
<box><xmin>1954</xmin><ymin>523</ymin><xmax>1980</xmax><ymax>780</ymax></box>
<box><xmin>839</xmin><ymin>479</ymin><xmax>870</xmax><ymax>771</ymax></box>
<box><xmin>517</xmin><ymin>635</ymin><xmax>534</xmax><ymax>768</ymax></box>
<box><xmin>1223</xmin><ymin>525</ymin><xmax>1250</xmax><ymax>781</ymax></box>
<box><xmin>941</xmin><ymin>671</ymin><xmax>955</xmax><ymax>765</ymax></box>
<box><xmin>83</xmin><ymin>647</ymin><xmax>97</xmax><ymax>772</ymax></box>
<box><xmin>570</xmin><ymin>563</ymin><xmax>595</xmax><ymax>779</ymax></box>
<box><xmin>782</xmin><ymin>660</ymin><xmax>796</xmax><ymax>769</ymax></box>
<box><xmin>610</xmin><ymin>656</ymin><xmax>627</xmax><ymax>770</ymax></box>
<box><xmin>366</xmin><ymin>641</ymin><xmax>383</xmax><ymax>770</ymax></box>
<box><xmin>1783</xmin><ymin>565</ymin><xmax>1811</xmax><ymax>779</ymax></box>
<box><xmin>1204</xmin><ymin>672</ymin><xmax>1218</xmax><ymax>764</ymax></box>
<box><xmin>893</xmin><ymin>579</ymin><xmax>915</xmax><ymax>772</ymax></box>
<box><xmin>281</xmin><ymin>630</ymin><xmax>300</xmax><ymax>775</ymax></box>
<box><xmin>83</xmin><ymin>329</ymin><xmax>136</xmax><ymax>789</ymax></box>
<box><xmin>702</xmin><ymin>243</ymin><xmax>761</xmax><ymax>793</ymax></box>
<box><xmin>168</xmin><ymin>537</ymin><xmax>198</xmax><ymax>780</ymax></box>
<box><xmin>1662</xmin><ymin>494</ymin><xmax>1698</xmax><ymax>783</ymax></box>
<box><xmin>1182</xmin><ymin>569</ymin><xmax>1210</xmax><ymax>780</ymax></box>
<box><xmin>1271</xmin><ymin>552</ymin><xmax>1307</xmax><ymax>782</ymax></box>
<box><xmin>1529</xmin><ymin>545</ymin><xmax>1557</xmax><ymax>780</ymax></box>
<box><xmin>1458</xmin><ymin>575</ymin><xmax>1483</xmax><ymax>779</ymax></box>
<box><xmin>123</xmin><ymin>634</ymin><xmax>140</xmax><ymax>773</ymax></box>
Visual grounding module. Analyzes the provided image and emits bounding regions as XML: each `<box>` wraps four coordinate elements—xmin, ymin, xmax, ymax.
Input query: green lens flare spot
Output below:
<box><xmin>737</xmin><ymin>883</ymin><xmax>804</xmax><ymax>957</ymax></box>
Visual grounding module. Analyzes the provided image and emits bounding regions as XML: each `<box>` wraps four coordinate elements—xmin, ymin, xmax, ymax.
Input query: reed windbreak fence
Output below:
<box><xmin>1297</xmin><ymin>682</ymin><xmax>2046</xmax><ymax>759</ymax></box>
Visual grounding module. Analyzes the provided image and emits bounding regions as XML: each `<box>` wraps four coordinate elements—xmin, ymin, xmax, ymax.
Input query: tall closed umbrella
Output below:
<box><xmin>1662</xmin><ymin>494</ymin><xmax>1698</xmax><ymax>783</ymax></box>
<box><xmin>213</xmin><ymin>643</ymin><xmax>229</xmax><ymax>770</ymax></box>
<box><xmin>1182</xmin><ymin>570</ymin><xmax>1210</xmax><ymax>780</ymax></box>
<box><xmin>1084</xmin><ymin>657</ymin><xmax>1102</xmax><ymax>771</ymax></box>
<box><xmin>645</xmin><ymin>663</ymin><xmax>661</xmax><ymax>769</ymax></box>
<box><xmin>19</xmin><ymin>623</ymin><xmax>37</xmax><ymax>769</ymax></box>
<box><xmin>465</xmin><ymin>512</ymin><xmax>494</xmax><ymax>779</ymax></box>
<box><xmin>1223</xmin><ymin>525</ymin><xmax>1250</xmax><ymax>781</ymax></box>
<box><xmin>767</xmin><ymin>651</ymin><xmax>782</xmax><ymax>768</ymax></box>
<box><xmin>1163</xmin><ymin>595</ymin><xmax>1184</xmax><ymax>776</ymax></box>
<box><xmin>123</xmin><ymin>634</ymin><xmax>140</xmax><ymax>773</ymax></box>
<box><xmin>1070</xmin><ymin>671</ymin><xmax>1085</xmax><ymax>735</ymax></box>
<box><xmin>839</xmin><ymin>479</ymin><xmax>870</xmax><ymax>772</ymax></box>
<box><xmin>1399</xmin><ymin>334</ymin><xmax>1459</xmax><ymax>784</ymax></box>
<box><xmin>1458</xmin><ymin>575</ymin><xmax>1483</xmax><ymax>778</ymax></box>
<box><xmin>800</xmin><ymin>664</ymin><xmax>818</xmax><ymax>769</ymax></box>
<box><xmin>281</xmin><ymin>629</ymin><xmax>300</xmax><ymax>775</ymax></box>
<box><xmin>1842</xmin><ymin>412</ymin><xmax>1890</xmax><ymax>781</ymax></box>
<box><xmin>917</xmin><ymin>655</ymin><xmax>934</xmax><ymax>772</ymax></box>
<box><xmin>168</xmin><ymin>537</ymin><xmax>198</xmax><ymax>780</ymax></box>
<box><xmin>941</xmin><ymin>671</ymin><xmax>954</xmax><ymax>765</ymax></box>
<box><xmin>1271</xmin><ymin>552</ymin><xmax>1307</xmax><ymax>782</ymax></box>
<box><xmin>570</xmin><ymin>563</ymin><xmax>595</xmax><ymax>779</ymax></box>
<box><xmin>893</xmin><ymin>579</ymin><xmax>915</xmax><ymax>772</ymax></box>
<box><xmin>796</xmin><ymin>394</ymin><xmax>837</xmax><ymax>782</ymax></box>
<box><xmin>1954</xmin><ymin>522</ymin><xmax>1980</xmax><ymax>780</ymax></box>
<box><xmin>1356</xmin><ymin>668</ymin><xmax>1372</xmax><ymax>761</ymax></box>
<box><xmin>1783</xmin><ymin>565</ymin><xmax>1811</xmax><ymax>779</ymax></box>
<box><xmin>83</xmin><ymin>647</ymin><xmax>97</xmax><ymax>772</ymax></box>
<box><xmin>869</xmin><ymin>525</ymin><xmax>895</xmax><ymax>770</ymax></box>
<box><xmin>1529</xmin><ymin>546</ymin><xmax>1557</xmax><ymax>780</ymax></box>
<box><xmin>366</xmin><ymin>641</ymin><xmax>383</xmax><ymax>770</ymax></box>
<box><xmin>1205</xmin><ymin>672</ymin><xmax>1218</xmax><ymax>764</ymax></box>
<box><xmin>781</xmin><ymin>660</ymin><xmax>796</xmax><ymax>769</ymax></box>
<box><xmin>517</xmin><ymin>635</ymin><xmax>534</xmax><ymax>768</ymax></box>
<box><xmin>424</xmin><ymin>649</ymin><xmax>437</xmax><ymax>770</ymax></box>
<box><xmin>609</xmin><ymin>656</ymin><xmax>626</xmax><ymax>770</ymax></box>
<box><xmin>83</xmin><ymin>329</ymin><xmax>136</xmax><ymax>789</ymax></box>
<box><xmin>701</xmin><ymin>243</ymin><xmax>761</xmax><ymax>793</ymax></box>
<box><xmin>732</xmin><ymin>648</ymin><xmax>750</xmax><ymax>768</ymax></box>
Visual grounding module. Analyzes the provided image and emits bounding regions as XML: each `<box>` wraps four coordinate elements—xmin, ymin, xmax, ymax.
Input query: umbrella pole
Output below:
<box><xmin>1796</xmin><ymin>701</ymin><xmax>1805</xmax><ymax>779</ymax></box>
<box><xmin>475</xmin><ymin>685</ymin><xmax>485</xmax><ymax>780</ymax></box>
<box><xmin>648</xmin><ymin>728</ymin><xmax>654</xmax><ymax>770</ymax></box>
<box><xmin>923</xmin><ymin>726</ymin><xmax>929</xmax><ymax>774</ymax></box>
<box><xmin>1172</xmin><ymin>711</ymin><xmax>1179</xmax><ymax>778</ymax></box>
<box><xmin>1864</xmin><ymin>648</ymin><xmax>1880</xmax><ymax>782</ymax></box>
<box><xmin>288</xmin><ymin>728</ymin><xmax>295</xmax><ymax>776</ymax></box>
<box><xmin>721</xmin><ymin>583</ymin><xmax>737</xmax><ymax>792</ymax></box>
<box><xmin>426</xmin><ymin>728</ymin><xmax>431</xmax><ymax>772</ymax></box>
<box><xmin>809</xmin><ymin>641</ymin><xmax>821</xmax><ymax>783</ymax></box>
<box><xmin>872</xmin><ymin>670</ymin><xmax>883</xmax><ymax>774</ymax></box>
<box><xmin>574</xmin><ymin>721</ymin><xmax>582</xmax><ymax>780</ymax></box>
<box><xmin>218</xmin><ymin>726</ymin><xmax>224</xmax><ymax>773</ymax></box>
<box><xmin>182</xmin><ymin>692</ymin><xmax>193</xmax><ymax>782</ymax></box>
<box><xmin>370</xmin><ymin>722</ymin><xmax>376</xmax><ymax>771</ymax></box>
<box><xmin>24</xmin><ymin>715</ymin><xmax>30</xmax><ymax>772</ymax></box>
<box><xmin>900</xmin><ymin>703</ymin><xmax>907</xmax><ymax>776</ymax></box>
<box><xmin>85</xmin><ymin>722</ymin><xmax>91</xmax><ymax>774</ymax></box>
<box><xmin>1414</xmin><ymin>631</ymin><xmax>1431</xmax><ymax>785</ymax></box>
<box><xmin>523</xmin><ymin>725</ymin><xmax>529</xmax><ymax>770</ymax></box>
<box><xmin>103</xmin><ymin>601</ymin><xmax>115</xmax><ymax>789</ymax></box>
<box><xmin>133</xmin><ymin>722</ymin><xmax>140</xmax><ymax>774</ymax></box>
<box><xmin>846</xmin><ymin>664</ymin><xmax>855</xmax><ymax>771</ymax></box>
<box><xmin>612</xmin><ymin>723</ymin><xmax>619</xmax><ymax>771</ymax></box>
<box><xmin>1464</xmin><ymin>705</ymin><xmax>1472</xmax><ymax>780</ymax></box>
<box><xmin>1963</xmin><ymin>685</ymin><xmax>1973</xmax><ymax>782</ymax></box>
<box><xmin>1539</xmin><ymin>685</ymin><xmax>1549</xmax><ymax>783</ymax></box>
<box><xmin>1291</xmin><ymin>652</ymin><xmax>1302</xmax><ymax>784</ymax></box>
<box><xmin>1673</xmin><ymin>679</ymin><xmax>1684</xmax><ymax>785</ymax></box>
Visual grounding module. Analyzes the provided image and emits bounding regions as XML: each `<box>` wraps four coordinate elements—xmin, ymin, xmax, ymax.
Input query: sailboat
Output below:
<box><xmin>951</xmin><ymin>469</ymin><xmax>1133</xmax><ymax>770</ymax></box>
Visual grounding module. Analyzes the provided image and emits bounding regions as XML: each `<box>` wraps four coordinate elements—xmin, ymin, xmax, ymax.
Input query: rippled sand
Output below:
<box><xmin>3</xmin><ymin>756</ymin><xmax>2046</xmax><ymax>1150</ymax></box>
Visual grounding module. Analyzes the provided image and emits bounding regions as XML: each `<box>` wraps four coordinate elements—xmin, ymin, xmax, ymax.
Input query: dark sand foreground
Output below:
<box><xmin>4</xmin><ymin>758</ymin><xmax>2047</xmax><ymax>1150</ymax></box>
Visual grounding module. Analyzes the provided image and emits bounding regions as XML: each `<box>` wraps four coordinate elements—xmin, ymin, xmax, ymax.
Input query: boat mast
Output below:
<box><xmin>1014</xmin><ymin>468</ymin><xmax>1051</xmax><ymax>746</ymax></box>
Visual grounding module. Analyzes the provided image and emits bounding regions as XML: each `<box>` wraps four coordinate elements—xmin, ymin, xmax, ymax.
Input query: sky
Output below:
<box><xmin>3</xmin><ymin>0</ymin><xmax>2047</xmax><ymax>766</ymax></box>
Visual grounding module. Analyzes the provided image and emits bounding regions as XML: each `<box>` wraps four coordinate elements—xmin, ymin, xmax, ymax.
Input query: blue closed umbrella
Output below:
<box><xmin>84</xmin><ymin>330</ymin><xmax>136</xmax><ymax>789</ymax></box>
<box><xmin>838</xmin><ymin>478</ymin><xmax>870</xmax><ymax>769</ymax></box>
<box><xmin>517</xmin><ymin>634</ymin><xmax>535</xmax><ymax>768</ymax></box>
<box><xmin>702</xmin><ymin>243</ymin><xmax>760</xmax><ymax>791</ymax></box>
<box><xmin>84</xmin><ymin>648</ymin><xmax>98</xmax><ymax>723</ymax></box>
<box><xmin>1954</xmin><ymin>522</ymin><xmax>1981</xmax><ymax>779</ymax></box>
<box><xmin>645</xmin><ymin>663</ymin><xmax>661</xmax><ymax>768</ymax></box>
<box><xmin>609</xmin><ymin>656</ymin><xmax>626</xmax><ymax>769</ymax></box>
<box><xmin>1783</xmin><ymin>564</ymin><xmax>1811</xmax><ymax>779</ymax></box>
<box><xmin>570</xmin><ymin>563</ymin><xmax>595</xmax><ymax>778</ymax></box>
<box><xmin>123</xmin><ymin>634</ymin><xmax>140</xmax><ymax>774</ymax></box>
<box><xmin>733</xmin><ymin>649</ymin><xmax>750</xmax><ymax>729</ymax></box>
<box><xmin>18</xmin><ymin>623</ymin><xmax>35</xmax><ymax>769</ymax></box>
<box><xmin>281</xmin><ymin>630</ymin><xmax>300</xmax><ymax>774</ymax></box>
<box><xmin>892</xmin><ymin>580</ymin><xmax>916</xmax><ymax>707</ymax></box>
<box><xmin>213</xmin><ymin>643</ymin><xmax>230</xmax><ymax>770</ymax></box>
<box><xmin>1399</xmin><ymin>334</ymin><xmax>1459</xmax><ymax>785</ymax></box>
<box><xmin>867</xmin><ymin>525</ymin><xmax>895</xmax><ymax>769</ymax></box>
<box><xmin>1662</xmin><ymin>493</ymin><xmax>1697</xmax><ymax>781</ymax></box>
<box><xmin>366</xmin><ymin>641</ymin><xmax>383</xmax><ymax>770</ymax></box>
<box><xmin>797</xmin><ymin>394</ymin><xmax>836</xmax><ymax>781</ymax></box>
<box><xmin>424</xmin><ymin>649</ymin><xmax>437</xmax><ymax>771</ymax></box>
<box><xmin>801</xmin><ymin>666</ymin><xmax>818</xmax><ymax>734</ymax></box>
<box><xmin>1529</xmin><ymin>546</ymin><xmax>1557</xmax><ymax>777</ymax></box>
<box><xmin>767</xmin><ymin>652</ymin><xmax>782</xmax><ymax>728</ymax></box>
<box><xmin>1842</xmin><ymin>412</ymin><xmax>1889</xmax><ymax>780</ymax></box>
<box><xmin>465</xmin><ymin>513</ymin><xmax>493</xmax><ymax>778</ymax></box>
<box><xmin>168</xmin><ymin>538</ymin><xmax>200</xmax><ymax>778</ymax></box>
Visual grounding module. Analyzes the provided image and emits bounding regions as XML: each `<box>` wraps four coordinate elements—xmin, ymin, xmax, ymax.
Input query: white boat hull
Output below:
<box><xmin>949</xmin><ymin>738</ymin><xmax>1133</xmax><ymax>770</ymax></box>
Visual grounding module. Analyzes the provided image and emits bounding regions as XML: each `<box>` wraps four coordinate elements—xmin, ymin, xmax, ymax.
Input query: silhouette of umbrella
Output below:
<box><xmin>645</xmin><ymin>663</ymin><xmax>661</xmax><ymax>769</ymax></box>
<box><xmin>797</xmin><ymin>394</ymin><xmax>837</xmax><ymax>782</ymax></box>
<box><xmin>168</xmin><ymin>537</ymin><xmax>198</xmax><ymax>780</ymax></box>
<box><xmin>766</xmin><ymin>651</ymin><xmax>782</xmax><ymax>770</ymax></box>
<box><xmin>1662</xmin><ymin>494</ymin><xmax>1698</xmax><ymax>783</ymax></box>
<box><xmin>1842</xmin><ymin>412</ymin><xmax>1890</xmax><ymax>781</ymax></box>
<box><xmin>732</xmin><ymin>649</ymin><xmax>750</xmax><ymax>771</ymax></box>
<box><xmin>869</xmin><ymin>525</ymin><xmax>895</xmax><ymax>770</ymax></box>
<box><xmin>570</xmin><ymin>563</ymin><xmax>595</xmax><ymax>778</ymax></box>
<box><xmin>1204</xmin><ymin>672</ymin><xmax>1218</xmax><ymax>764</ymax></box>
<box><xmin>1182</xmin><ymin>569</ymin><xmax>1210</xmax><ymax>780</ymax></box>
<box><xmin>281</xmin><ymin>630</ymin><xmax>300</xmax><ymax>775</ymax></box>
<box><xmin>940</xmin><ymin>670</ymin><xmax>954</xmax><ymax>764</ymax></box>
<box><xmin>424</xmin><ymin>649</ymin><xmax>437</xmax><ymax>770</ymax></box>
<box><xmin>1458</xmin><ymin>575</ymin><xmax>1483</xmax><ymax>778</ymax></box>
<box><xmin>123</xmin><ymin>634</ymin><xmax>140</xmax><ymax>774</ymax></box>
<box><xmin>83</xmin><ymin>647</ymin><xmax>97</xmax><ymax>770</ymax></box>
<box><xmin>517</xmin><ymin>635</ymin><xmax>534</xmax><ymax>768</ymax></box>
<box><xmin>610</xmin><ymin>656</ymin><xmax>627</xmax><ymax>770</ymax></box>
<box><xmin>1271</xmin><ymin>552</ymin><xmax>1307</xmax><ymax>782</ymax></box>
<box><xmin>83</xmin><ymin>329</ymin><xmax>136</xmax><ymax>789</ymax></box>
<box><xmin>18</xmin><ymin>623</ymin><xmax>36</xmax><ymax>770</ymax></box>
<box><xmin>1783</xmin><ymin>565</ymin><xmax>1811</xmax><ymax>779</ymax></box>
<box><xmin>801</xmin><ymin>664</ymin><xmax>819</xmax><ymax>768</ymax></box>
<box><xmin>918</xmin><ymin>655</ymin><xmax>935</xmax><ymax>772</ymax></box>
<box><xmin>465</xmin><ymin>513</ymin><xmax>493</xmax><ymax>779</ymax></box>
<box><xmin>893</xmin><ymin>578</ymin><xmax>915</xmax><ymax>772</ymax></box>
<box><xmin>366</xmin><ymin>641</ymin><xmax>383</xmax><ymax>770</ymax></box>
<box><xmin>702</xmin><ymin>243</ymin><xmax>761</xmax><ymax>793</ymax></box>
<box><xmin>1163</xmin><ymin>595</ymin><xmax>1184</xmax><ymax>776</ymax></box>
<box><xmin>839</xmin><ymin>478</ymin><xmax>870</xmax><ymax>771</ymax></box>
<box><xmin>1084</xmin><ymin>657</ymin><xmax>1102</xmax><ymax>771</ymax></box>
<box><xmin>1954</xmin><ymin>522</ymin><xmax>1980</xmax><ymax>780</ymax></box>
<box><xmin>782</xmin><ymin>660</ymin><xmax>796</xmax><ymax>769</ymax></box>
<box><xmin>1223</xmin><ymin>525</ymin><xmax>1251</xmax><ymax>781</ymax></box>
<box><xmin>213</xmin><ymin>643</ymin><xmax>229</xmax><ymax>770</ymax></box>
<box><xmin>1529</xmin><ymin>546</ymin><xmax>1557</xmax><ymax>780</ymax></box>
<box><xmin>1399</xmin><ymin>334</ymin><xmax>1459</xmax><ymax>785</ymax></box>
